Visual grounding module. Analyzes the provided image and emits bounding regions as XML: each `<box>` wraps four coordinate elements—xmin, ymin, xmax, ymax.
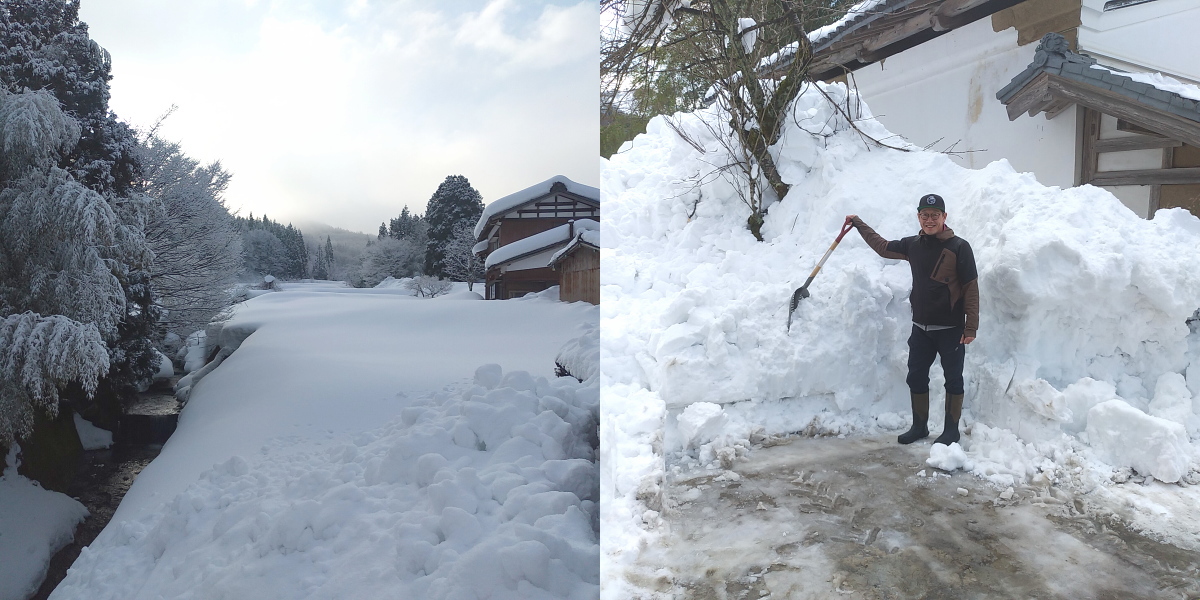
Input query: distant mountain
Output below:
<box><xmin>292</xmin><ymin>220</ymin><xmax>374</xmax><ymax>283</ymax></box>
<box><xmin>292</xmin><ymin>220</ymin><xmax>374</xmax><ymax>248</ymax></box>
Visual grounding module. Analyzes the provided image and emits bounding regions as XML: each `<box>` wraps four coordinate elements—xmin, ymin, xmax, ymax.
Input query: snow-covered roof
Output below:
<box><xmin>808</xmin><ymin>0</ymin><xmax>888</xmax><ymax>46</ymax></box>
<box><xmin>472</xmin><ymin>239</ymin><xmax>489</xmax><ymax>256</ymax></box>
<box><xmin>549</xmin><ymin>228</ymin><xmax>600</xmax><ymax>268</ymax></box>
<box><xmin>760</xmin><ymin>0</ymin><xmax>1020</xmax><ymax>82</ymax></box>
<box><xmin>484</xmin><ymin>219</ymin><xmax>599</xmax><ymax>271</ymax></box>
<box><xmin>997</xmin><ymin>33</ymin><xmax>1200</xmax><ymax>140</ymax></box>
<box><xmin>473</xmin><ymin>176</ymin><xmax>600</xmax><ymax>240</ymax></box>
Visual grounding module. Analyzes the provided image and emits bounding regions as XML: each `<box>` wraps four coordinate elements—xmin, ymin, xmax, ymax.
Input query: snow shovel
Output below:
<box><xmin>787</xmin><ymin>220</ymin><xmax>854</xmax><ymax>331</ymax></box>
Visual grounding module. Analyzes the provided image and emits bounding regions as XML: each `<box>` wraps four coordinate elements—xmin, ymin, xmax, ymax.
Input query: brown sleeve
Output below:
<box><xmin>851</xmin><ymin>217</ymin><xmax>906</xmax><ymax>260</ymax></box>
<box><xmin>963</xmin><ymin>278</ymin><xmax>979</xmax><ymax>338</ymax></box>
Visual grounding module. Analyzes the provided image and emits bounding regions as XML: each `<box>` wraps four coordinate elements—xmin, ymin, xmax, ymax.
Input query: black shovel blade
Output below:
<box><xmin>786</xmin><ymin>286</ymin><xmax>810</xmax><ymax>331</ymax></box>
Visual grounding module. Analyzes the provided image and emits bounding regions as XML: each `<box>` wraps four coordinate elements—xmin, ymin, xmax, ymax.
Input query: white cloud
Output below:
<box><xmin>78</xmin><ymin>0</ymin><xmax>597</xmax><ymax>233</ymax></box>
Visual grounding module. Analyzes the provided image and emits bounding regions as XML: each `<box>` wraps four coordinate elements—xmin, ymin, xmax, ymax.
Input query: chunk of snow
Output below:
<box><xmin>927</xmin><ymin>442</ymin><xmax>972</xmax><ymax>472</ymax></box>
<box><xmin>555</xmin><ymin>321</ymin><xmax>599</xmax><ymax>381</ymax></box>
<box><xmin>154</xmin><ymin>350</ymin><xmax>174</xmax><ymax>379</ymax></box>
<box><xmin>1086</xmin><ymin>399</ymin><xmax>1192</xmax><ymax>483</ymax></box>
<box><xmin>677</xmin><ymin>402</ymin><xmax>727</xmax><ymax>450</ymax></box>
<box><xmin>74</xmin><ymin>413</ymin><xmax>112</xmax><ymax>450</ymax></box>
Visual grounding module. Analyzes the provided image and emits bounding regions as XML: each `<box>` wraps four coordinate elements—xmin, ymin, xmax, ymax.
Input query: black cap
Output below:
<box><xmin>918</xmin><ymin>193</ymin><xmax>945</xmax><ymax>213</ymax></box>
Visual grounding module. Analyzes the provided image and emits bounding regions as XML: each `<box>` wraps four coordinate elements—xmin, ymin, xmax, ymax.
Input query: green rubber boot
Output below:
<box><xmin>933</xmin><ymin>393</ymin><xmax>964</xmax><ymax>446</ymax></box>
<box><xmin>898</xmin><ymin>392</ymin><xmax>929</xmax><ymax>445</ymax></box>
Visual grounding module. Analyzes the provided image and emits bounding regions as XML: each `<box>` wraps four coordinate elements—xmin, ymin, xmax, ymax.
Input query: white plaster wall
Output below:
<box><xmin>1080</xmin><ymin>0</ymin><xmax>1200</xmax><ymax>84</ymax></box>
<box><xmin>1104</xmin><ymin>185</ymin><xmax>1152</xmax><ymax>218</ymax></box>
<box><xmin>850</xmin><ymin>18</ymin><xmax>1080</xmax><ymax>191</ymax></box>
<box><xmin>502</xmin><ymin>247</ymin><xmax>560</xmax><ymax>272</ymax></box>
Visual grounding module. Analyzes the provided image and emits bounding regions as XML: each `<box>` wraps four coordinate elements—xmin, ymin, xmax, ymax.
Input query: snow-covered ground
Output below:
<box><xmin>600</xmin><ymin>82</ymin><xmax>1200</xmax><ymax>597</ymax></box>
<box><xmin>47</xmin><ymin>282</ymin><xmax>599</xmax><ymax>599</ymax></box>
<box><xmin>0</xmin><ymin>446</ymin><xmax>89</xmax><ymax>600</ymax></box>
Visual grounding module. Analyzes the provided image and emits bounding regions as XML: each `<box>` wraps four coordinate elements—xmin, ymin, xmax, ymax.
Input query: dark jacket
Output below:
<box><xmin>851</xmin><ymin>217</ymin><xmax>979</xmax><ymax>338</ymax></box>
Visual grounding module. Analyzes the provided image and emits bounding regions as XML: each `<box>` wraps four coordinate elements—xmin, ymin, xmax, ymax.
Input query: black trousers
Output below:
<box><xmin>906</xmin><ymin>324</ymin><xmax>965</xmax><ymax>395</ymax></box>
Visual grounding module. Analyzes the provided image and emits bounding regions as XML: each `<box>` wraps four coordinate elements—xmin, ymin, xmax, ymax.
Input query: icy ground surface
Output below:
<box><xmin>48</xmin><ymin>283</ymin><xmax>600</xmax><ymax>600</ymax></box>
<box><xmin>631</xmin><ymin>435</ymin><xmax>1200</xmax><ymax>600</ymax></box>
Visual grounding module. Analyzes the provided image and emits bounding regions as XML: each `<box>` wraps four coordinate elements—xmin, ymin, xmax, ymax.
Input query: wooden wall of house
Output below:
<box><xmin>488</xmin><ymin>266</ymin><xmax>559</xmax><ymax>299</ymax></box>
<box><xmin>1161</xmin><ymin>144</ymin><xmax>1200</xmax><ymax>216</ymax></box>
<box><xmin>558</xmin><ymin>246</ymin><xmax>599</xmax><ymax>305</ymax></box>
<box><xmin>498</xmin><ymin>219</ymin><xmax>574</xmax><ymax>246</ymax></box>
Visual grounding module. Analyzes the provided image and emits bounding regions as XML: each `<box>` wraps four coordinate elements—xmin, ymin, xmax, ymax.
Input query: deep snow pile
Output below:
<box><xmin>52</xmin><ymin>367</ymin><xmax>598</xmax><ymax>600</ymax></box>
<box><xmin>600</xmin><ymin>81</ymin><xmax>1200</xmax><ymax>594</ymax></box>
<box><xmin>0</xmin><ymin>445</ymin><xmax>87</xmax><ymax>600</ymax></box>
<box><xmin>50</xmin><ymin>283</ymin><xmax>598</xmax><ymax>599</ymax></box>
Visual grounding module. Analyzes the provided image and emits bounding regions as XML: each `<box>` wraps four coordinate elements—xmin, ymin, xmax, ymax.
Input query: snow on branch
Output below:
<box><xmin>0</xmin><ymin>312</ymin><xmax>108</xmax><ymax>443</ymax></box>
<box><xmin>0</xmin><ymin>89</ymin><xmax>81</xmax><ymax>180</ymax></box>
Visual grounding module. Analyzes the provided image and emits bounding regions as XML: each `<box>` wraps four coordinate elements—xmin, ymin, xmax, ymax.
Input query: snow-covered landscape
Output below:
<box><xmin>600</xmin><ymin>81</ymin><xmax>1200</xmax><ymax>598</ymax></box>
<box><xmin>3</xmin><ymin>282</ymin><xmax>599</xmax><ymax>599</ymax></box>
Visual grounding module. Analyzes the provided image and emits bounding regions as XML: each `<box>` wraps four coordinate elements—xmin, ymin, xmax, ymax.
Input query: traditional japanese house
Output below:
<box><xmin>473</xmin><ymin>176</ymin><xmax>600</xmax><ymax>299</ymax></box>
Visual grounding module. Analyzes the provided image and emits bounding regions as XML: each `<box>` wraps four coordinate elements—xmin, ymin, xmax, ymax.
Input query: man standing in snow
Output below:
<box><xmin>845</xmin><ymin>194</ymin><xmax>979</xmax><ymax>446</ymax></box>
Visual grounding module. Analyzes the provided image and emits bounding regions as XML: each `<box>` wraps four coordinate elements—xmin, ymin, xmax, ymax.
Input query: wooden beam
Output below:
<box><xmin>1116</xmin><ymin>119</ymin><xmax>1162</xmax><ymax>136</ymax></box>
<box><xmin>1080</xmin><ymin>107</ymin><xmax>1100</xmax><ymax>185</ymax></box>
<box><xmin>1149</xmin><ymin>146</ymin><xmax>1173</xmax><ymax>217</ymax></box>
<box><xmin>1091</xmin><ymin>166</ymin><xmax>1200</xmax><ymax>186</ymax></box>
<box><xmin>1094</xmin><ymin>136</ymin><xmax>1183</xmax><ymax>153</ymax></box>
<box><xmin>1047</xmin><ymin>75</ymin><xmax>1200</xmax><ymax>149</ymax></box>
<box><xmin>1005</xmin><ymin>72</ymin><xmax>1053</xmax><ymax>121</ymax></box>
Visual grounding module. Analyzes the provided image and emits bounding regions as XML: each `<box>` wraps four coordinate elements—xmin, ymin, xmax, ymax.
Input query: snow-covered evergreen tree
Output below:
<box><xmin>0</xmin><ymin>313</ymin><xmax>108</xmax><ymax>443</ymax></box>
<box><xmin>2</xmin><ymin>4</ymin><xmax>165</xmax><ymax>439</ymax></box>
<box><xmin>0</xmin><ymin>89</ymin><xmax>151</xmax><ymax>445</ymax></box>
<box><xmin>311</xmin><ymin>242</ymin><xmax>329</xmax><ymax>280</ymax></box>
<box><xmin>323</xmin><ymin>236</ymin><xmax>335</xmax><ymax>277</ymax></box>
<box><xmin>389</xmin><ymin>205</ymin><xmax>423</xmax><ymax>240</ymax></box>
<box><xmin>138</xmin><ymin>131</ymin><xmax>242</xmax><ymax>339</ymax></box>
<box><xmin>423</xmin><ymin>175</ymin><xmax>483</xmax><ymax>277</ymax></box>
<box><xmin>242</xmin><ymin>228</ymin><xmax>287</xmax><ymax>277</ymax></box>
<box><xmin>235</xmin><ymin>215</ymin><xmax>308</xmax><ymax>279</ymax></box>
<box><xmin>0</xmin><ymin>0</ymin><xmax>140</xmax><ymax>196</ymax></box>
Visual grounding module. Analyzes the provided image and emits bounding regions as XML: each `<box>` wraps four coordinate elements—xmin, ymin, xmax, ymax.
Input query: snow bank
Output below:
<box><xmin>556</xmin><ymin>320</ymin><xmax>599</xmax><ymax>382</ymax></box>
<box><xmin>50</xmin><ymin>284</ymin><xmax>597</xmax><ymax>599</ymax></box>
<box><xmin>0</xmin><ymin>445</ymin><xmax>87</xmax><ymax>600</ymax></box>
<box><xmin>601</xmin><ymin>80</ymin><xmax>1200</xmax><ymax>591</ymax></box>
<box><xmin>52</xmin><ymin>367</ymin><xmax>599</xmax><ymax>600</ymax></box>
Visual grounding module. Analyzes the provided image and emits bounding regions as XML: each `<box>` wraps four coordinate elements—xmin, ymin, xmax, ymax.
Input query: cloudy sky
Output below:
<box><xmin>79</xmin><ymin>0</ymin><xmax>598</xmax><ymax>234</ymax></box>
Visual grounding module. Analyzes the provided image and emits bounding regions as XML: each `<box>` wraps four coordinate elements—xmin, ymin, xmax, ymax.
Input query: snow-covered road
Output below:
<box><xmin>631</xmin><ymin>435</ymin><xmax>1200</xmax><ymax>600</ymax></box>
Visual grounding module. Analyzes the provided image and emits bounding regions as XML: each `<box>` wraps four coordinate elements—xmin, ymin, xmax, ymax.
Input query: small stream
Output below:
<box><xmin>30</xmin><ymin>378</ymin><xmax>182</xmax><ymax>600</ymax></box>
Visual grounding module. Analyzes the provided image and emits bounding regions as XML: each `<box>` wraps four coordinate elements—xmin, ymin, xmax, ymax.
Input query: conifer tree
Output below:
<box><xmin>423</xmin><ymin>175</ymin><xmax>483</xmax><ymax>276</ymax></box>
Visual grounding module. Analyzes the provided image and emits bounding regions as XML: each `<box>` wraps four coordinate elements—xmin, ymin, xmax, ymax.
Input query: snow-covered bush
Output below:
<box><xmin>405</xmin><ymin>275</ymin><xmax>453</xmax><ymax>298</ymax></box>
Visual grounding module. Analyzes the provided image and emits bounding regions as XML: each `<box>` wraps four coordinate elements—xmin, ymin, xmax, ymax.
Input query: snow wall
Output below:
<box><xmin>600</xmin><ymin>81</ymin><xmax>1200</xmax><ymax>594</ymax></box>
